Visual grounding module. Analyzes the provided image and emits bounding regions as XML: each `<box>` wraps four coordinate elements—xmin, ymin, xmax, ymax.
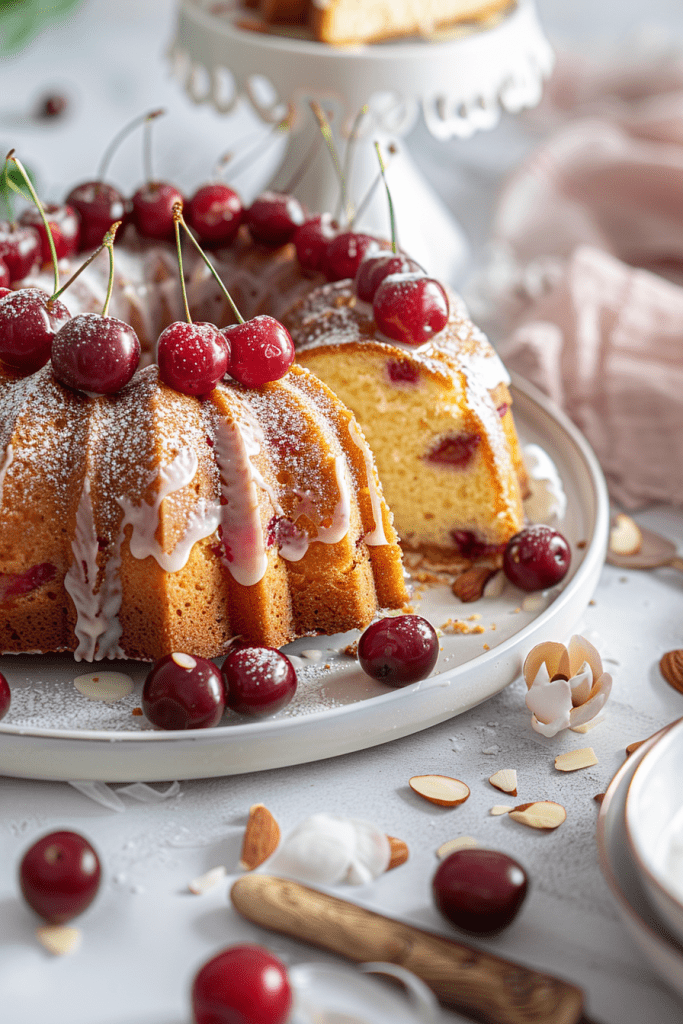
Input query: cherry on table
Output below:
<box><xmin>143</xmin><ymin>653</ymin><xmax>226</xmax><ymax>730</ymax></box>
<box><xmin>358</xmin><ymin>615</ymin><xmax>438</xmax><ymax>687</ymax></box>
<box><xmin>157</xmin><ymin>321</ymin><xmax>229</xmax><ymax>397</ymax></box>
<box><xmin>187</xmin><ymin>182</ymin><xmax>242</xmax><ymax>247</ymax></box>
<box><xmin>373</xmin><ymin>273</ymin><xmax>449</xmax><ymax>345</ymax></box>
<box><xmin>293</xmin><ymin>214</ymin><xmax>337</xmax><ymax>273</ymax></box>
<box><xmin>324</xmin><ymin>231</ymin><xmax>382</xmax><ymax>282</ymax></box>
<box><xmin>19</xmin><ymin>830</ymin><xmax>101</xmax><ymax>924</ymax></box>
<box><xmin>0</xmin><ymin>288</ymin><xmax>70</xmax><ymax>374</ymax></box>
<box><xmin>246</xmin><ymin>191</ymin><xmax>305</xmax><ymax>246</ymax></box>
<box><xmin>192</xmin><ymin>944</ymin><xmax>292</xmax><ymax>1024</ymax></box>
<box><xmin>19</xmin><ymin>203</ymin><xmax>80</xmax><ymax>263</ymax></box>
<box><xmin>51</xmin><ymin>312</ymin><xmax>140</xmax><ymax>395</ymax></box>
<box><xmin>0</xmin><ymin>221</ymin><xmax>41</xmax><ymax>282</ymax></box>
<box><xmin>131</xmin><ymin>181</ymin><xmax>184</xmax><ymax>241</ymax></box>
<box><xmin>222</xmin><ymin>646</ymin><xmax>297</xmax><ymax>717</ymax></box>
<box><xmin>433</xmin><ymin>848</ymin><xmax>528</xmax><ymax>935</ymax></box>
<box><xmin>0</xmin><ymin>671</ymin><xmax>10</xmax><ymax>720</ymax></box>
<box><xmin>66</xmin><ymin>181</ymin><xmax>129</xmax><ymax>251</ymax></box>
<box><xmin>503</xmin><ymin>525</ymin><xmax>571</xmax><ymax>592</ymax></box>
<box><xmin>223</xmin><ymin>315</ymin><xmax>294</xmax><ymax>388</ymax></box>
<box><xmin>355</xmin><ymin>252</ymin><xmax>421</xmax><ymax>303</ymax></box>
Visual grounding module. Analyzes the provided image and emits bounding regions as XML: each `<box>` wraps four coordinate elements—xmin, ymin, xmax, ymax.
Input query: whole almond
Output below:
<box><xmin>660</xmin><ymin>649</ymin><xmax>683</xmax><ymax>695</ymax></box>
<box><xmin>386</xmin><ymin>835</ymin><xmax>409</xmax><ymax>870</ymax></box>
<box><xmin>239</xmin><ymin>804</ymin><xmax>280</xmax><ymax>871</ymax></box>
<box><xmin>409</xmin><ymin>775</ymin><xmax>470</xmax><ymax>807</ymax></box>
<box><xmin>452</xmin><ymin>567</ymin><xmax>496</xmax><ymax>603</ymax></box>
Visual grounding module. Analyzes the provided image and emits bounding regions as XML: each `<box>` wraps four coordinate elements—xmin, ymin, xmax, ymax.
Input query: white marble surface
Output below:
<box><xmin>2</xmin><ymin>2</ymin><xmax>683</xmax><ymax>1023</ymax></box>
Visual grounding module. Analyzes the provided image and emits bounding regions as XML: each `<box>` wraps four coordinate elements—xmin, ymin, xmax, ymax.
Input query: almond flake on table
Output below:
<box><xmin>409</xmin><ymin>775</ymin><xmax>470</xmax><ymax>807</ymax></box>
<box><xmin>436</xmin><ymin>836</ymin><xmax>478</xmax><ymax>858</ymax></box>
<box><xmin>554</xmin><ymin>747</ymin><xmax>598</xmax><ymax>772</ymax></box>
<box><xmin>488</xmin><ymin>769</ymin><xmax>517</xmax><ymax>795</ymax></box>
<box><xmin>386</xmin><ymin>835</ymin><xmax>409</xmax><ymax>870</ymax></box>
<box><xmin>609</xmin><ymin>513</ymin><xmax>642</xmax><ymax>555</ymax></box>
<box><xmin>570</xmin><ymin>713</ymin><xmax>605</xmax><ymax>734</ymax></box>
<box><xmin>508</xmin><ymin>801</ymin><xmax>566</xmax><ymax>830</ymax></box>
<box><xmin>188</xmin><ymin>866</ymin><xmax>227</xmax><ymax>895</ymax></box>
<box><xmin>490</xmin><ymin>805</ymin><xmax>514</xmax><ymax>816</ymax></box>
<box><xmin>36</xmin><ymin>925</ymin><xmax>81</xmax><ymax>956</ymax></box>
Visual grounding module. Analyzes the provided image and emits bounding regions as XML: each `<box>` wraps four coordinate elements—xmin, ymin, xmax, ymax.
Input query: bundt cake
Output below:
<box><xmin>0</xmin><ymin>361</ymin><xmax>406</xmax><ymax>661</ymax></box>
<box><xmin>240</xmin><ymin>0</ymin><xmax>514</xmax><ymax>44</ymax></box>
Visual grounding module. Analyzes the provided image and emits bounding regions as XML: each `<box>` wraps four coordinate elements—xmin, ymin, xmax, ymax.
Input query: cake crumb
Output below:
<box><xmin>132</xmin><ymin>707</ymin><xmax>143</xmax><ymax>716</ymax></box>
<box><xmin>483</xmin><ymin>643</ymin><xmax>490</xmax><ymax>650</ymax></box>
<box><xmin>441</xmin><ymin>618</ymin><xmax>485</xmax><ymax>635</ymax></box>
<box><xmin>577</xmin><ymin>540</ymin><xmax>587</xmax><ymax>549</ymax></box>
<box><xmin>342</xmin><ymin>641</ymin><xmax>358</xmax><ymax>658</ymax></box>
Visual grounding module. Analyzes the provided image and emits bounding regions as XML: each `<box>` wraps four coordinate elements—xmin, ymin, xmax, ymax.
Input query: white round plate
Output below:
<box><xmin>596</xmin><ymin>720</ymin><xmax>683</xmax><ymax>1003</ymax></box>
<box><xmin>0</xmin><ymin>376</ymin><xmax>608</xmax><ymax>782</ymax></box>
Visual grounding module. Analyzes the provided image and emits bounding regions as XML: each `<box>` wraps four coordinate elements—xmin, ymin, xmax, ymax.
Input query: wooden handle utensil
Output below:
<box><xmin>231</xmin><ymin>874</ymin><xmax>587</xmax><ymax>1024</ymax></box>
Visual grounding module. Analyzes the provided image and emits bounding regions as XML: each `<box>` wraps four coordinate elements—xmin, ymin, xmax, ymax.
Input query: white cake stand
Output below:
<box><xmin>168</xmin><ymin>0</ymin><xmax>553</xmax><ymax>282</ymax></box>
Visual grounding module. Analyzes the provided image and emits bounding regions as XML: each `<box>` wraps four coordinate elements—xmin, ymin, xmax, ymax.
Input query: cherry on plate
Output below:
<box><xmin>0</xmin><ymin>671</ymin><xmax>10</xmax><ymax>720</ymax></box>
<box><xmin>142</xmin><ymin>653</ymin><xmax>226</xmax><ymax>731</ymax></box>
<box><xmin>358</xmin><ymin>615</ymin><xmax>438</xmax><ymax>687</ymax></box>
<box><xmin>222</xmin><ymin>646</ymin><xmax>297</xmax><ymax>717</ymax></box>
<box><xmin>192</xmin><ymin>944</ymin><xmax>292</xmax><ymax>1024</ymax></box>
<box><xmin>51</xmin><ymin>312</ymin><xmax>140</xmax><ymax>395</ymax></box>
<box><xmin>19</xmin><ymin>830</ymin><xmax>101</xmax><ymax>924</ymax></box>
<box><xmin>503</xmin><ymin>525</ymin><xmax>571</xmax><ymax>592</ymax></box>
<box><xmin>432</xmin><ymin>848</ymin><xmax>528</xmax><ymax>935</ymax></box>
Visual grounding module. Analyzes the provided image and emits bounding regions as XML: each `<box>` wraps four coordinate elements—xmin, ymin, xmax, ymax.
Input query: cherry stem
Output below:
<box><xmin>173</xmin><ymin>205</ymin><xmax>192</xmax><ymax>325</ymax></box>
<box><xmin>98</xmin><ymin>108</ymin><xmax>165</xmax><ymax>183</ymax></box>
<box><xmin>100</xmin><ymin>223</ymin><xmax>120</xmax><ymax>318</ymax></box>
<box><xmin>5</xmin><ymin>150</ymin><xmax>60</xmax><ymax>293</ymax></box>
<box><xmin>280</xmin><ymin>130</ymin><xmax>321</xmax><ymax>195</ymax></box>
<box><xmin>310</xmin><ymin>101</ymin><xmax>352</xmax><ymax>226</ymax></box>
<box><xmin>173</xmin><ymin>202</ymin><xmax>245</xmax><ymax>325</ymax></box>
<box><xmin>1</xmin><ymin>166</ymin><xmax>14</xmax><ymax>224</ymax></box>
<box><xmin>342</xmin><ymin>104</ymin><xmax>369</xmax><ymax>211</ymax></box>
<box><xmin>374</xmin><ymin>142</ymin><xmax>397</xmax><ymax>255</ymax></box>
<box><xmin>143</xmin><ymin>108</ymin><xmax>165</xmax><ymax>185</ymax></box>
<box><xmin>215</xmin><ymin>122</ymin><xmax>287</xmax><ymax>183</ymax></box>
<box><xmin>50</xmin><ymin>221</ymin><xmax>121</xmax><ymax>306</ymax></box>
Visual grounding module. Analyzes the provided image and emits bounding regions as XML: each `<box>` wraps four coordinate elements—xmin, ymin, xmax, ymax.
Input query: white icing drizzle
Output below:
<box><xmin>117</xmin><ymin>449</ymin><xmax>220</xmax><ymax>573</ymax></box>
<box><xmin>64</xmin><ymin>476</ymin><xmax>125</xmax><ymax>662</ymax></box>
<box><xmin>0</xmin><ymin>443</ymin><xmax>13</xmax><ymax>508</ymax></box>
<box><xmin>214</xmin><ymin>415</ymin><xmax>270</xmax><ymax>586</ymax></box>
<box><xmin>315</xmin><ymin>456</ymin><xmax>352</xmax><ymax>544</ymax></box>
<box><xmin>348</xmin><ymin>420</ymin><xmax>387</xmax><ymax>546</ymax></box>
<box><xmin>277</xmin><ymin>526</ymin><xmax>310</xmax><ymax>562</ymax></box>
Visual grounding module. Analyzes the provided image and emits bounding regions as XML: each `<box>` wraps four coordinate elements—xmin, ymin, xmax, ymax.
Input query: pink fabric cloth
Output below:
<box><xmin>488</xmin><ymin>48</ymin><xmax>683</xmax><ymax>507</ymax></box>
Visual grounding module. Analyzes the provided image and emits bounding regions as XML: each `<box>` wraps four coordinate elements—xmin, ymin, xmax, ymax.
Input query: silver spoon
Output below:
<box><xmin>606</xmin><ymin>523</ymin><xmax>683</xmax><ymax>572</ymax></box>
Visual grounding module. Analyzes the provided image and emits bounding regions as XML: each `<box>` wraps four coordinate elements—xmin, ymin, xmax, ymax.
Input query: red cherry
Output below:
<box><xmin>0</xmin><ymin>288</ymin><xmax>70</xmax><ymax>373</ymax></box>
<box><xmin>387</xmin><ymin>358</ymin><xmax>419</xmax><ymax>385</ymax></box>
<box><xmin>373</xmin><ymin>273</ymin><xmax>449</xmax><ymax>345</ymax></box>
<box><xmin>192</xmin><ymin>945</ymin><xmax>292</xmax><ymax>1024</ymax></box>
<box><xmin>293</xmin><ymin>214</ymin><xmax>337</xmax><ymax>273</ymax></box>
<box><xmin>66</xmin><ymin>181</ymin><xmax>130</xmax><ymax>251</ymax></box>
<box><xmin>18</xmin><ymin>203</ymin><xmax>80</xmax><ymax>263</ymax></box>
<box><xmin>355</xmin><ymin>252</ymin><xmax>421</xmax><ymax>303</ymax></box>
<box><xmin>246</xmin><ymin>191</ymin><xmax>305</xmax><ymax>246</ymax></box>
<box><xmin>0</xmin><ymin>672</ymin><xmax>10</xmax><ymax>720</ymax></box>
<box><xmin>19</xmin><ymin>831</ymin><xmax>101</xmax><ymax>924</ymax></box>
<box><xmin>187</xmin><ymin>182</ymin><xmax>242</xmax><ymax>246</ymax></box>
<box><xmin>157</xmin><ymin>321</ymin><xmax>229</xmax><ymax>397</ymax></box>
<box><xmin>433</xmin><ymin>848</ymin><xmax>528</xmax><ymax>935</ymax></box>
<box><xmin>503</xmin><ymin>525</ymin><xmax>571</xmax><ymax>592</ymax></box>
<box><xmin>142</xmin><ymin>653</ymin><xmax>226</xmax><ymax>730</ymax></box>
<box><xmin>223</xmin><ymin>315</ymin><xmax>294</xmax><ymax>388</ymax></box>
<box><xmin>51</xmin><ymin>312</ymin><xmax>140</xmax><ymax>395</ymax></box>
<box><xmin>358</xmin><ymin>615</ymin><xmax>438</xmax><ymax>687</ymax></box>
<box><xmin>427</xmin><ymin>433</ymin><xmax>481</xmax><ymax>468</ymax></box>
<box><xmin>222</xmin><ymin>646</ymin><xmax>297</xmax><ymax>717</ymax></box>
<box><xmin>0</xmin><ymin>562</ymin><xmax>57</xmax><ymax>602</ymax></box>
<box><xmin>324</xmin><ymin>231</ymin><xmax>383</xmax><ymax>282</ymax></box>
<box><xmin>131</xmin><ymin>181</ymin><xmax>184</xmax><ymax>241</ymax></box>
<box><xmin>450</xmin><ymin>531</ymin><xmax>503</xmax><ymax>560</ymax></box>
<box><xmin>0</xmin><ymin>221</ymin><xmax>41</xmax><ymax>281</ymax></box>
<box><xmin>0</xmin><ymin>259</ymin><xmax>9</xmax><ymax>289</ymax></box>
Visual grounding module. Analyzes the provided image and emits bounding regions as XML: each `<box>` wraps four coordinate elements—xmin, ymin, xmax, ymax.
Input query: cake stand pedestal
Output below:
<box><xmin>169</xmin><ymin>0</ymin><xmax>553</xmax><ymax>283</ymax></box>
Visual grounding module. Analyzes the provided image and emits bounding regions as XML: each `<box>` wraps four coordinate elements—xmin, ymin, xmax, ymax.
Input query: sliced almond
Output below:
<box><xmin>554</xmin><ymin>747</ymin><xmax>598</xmax><ymax>772</ymax></box>
<box><xmin>570</xmin><ymin>714</ymin><xmax>605</xmax><ymax>734</ymax></box>
<box><xmin>490</xmin><ymin>804</ymin><xmax>514</xmax><ymax>816</ymax></box>
<box><xmin>409</xmin><ymin>775</ymin><xmax>470</xmax><ymax>807</ymax></box>
<box><xmin>609</xmin><ymin>514</ymin><xmax>642</xmax><ymax>555</ymax></box>
<box><xmin>488</xmin><ymin>769</ymin><xmax>517</xmax><ymax>796</ymax></box>
<box><xmin>452</xmin><ymin>567</ymin><xmax>495</xmax><ymax>603</ymax></box>
<box><xmin>594</xmin><ymin>793</ymin><xmax>605</xmax><ymax>805</ymax></box>
<box><xmin>36</xmin><ymin>925</ymin><xmax>81</xmax><ymax>956</ymax></box>
<box><xmin>239</xmin><ymin>803</ymin><xmax>280</xmax><ymax>870</ymax></box>
<box><xmin>508</xmin><ymin>801</ymin><xmax>566</xmax><ymax>830</ymax></box>
<box><xmin>436</xmin><ymin>836</ymin><xmax>478</xmax><ymax>858</ymax></box>
<box><xmin>188</xmin><ymin>865</ymin><xmax>227</xmax><ymax>895</ymax></box>
<box><xmin>386</xmin><ymin>835</ymin><xmax>409</xmax><ymax>870</ymax></box>
<box><xmin>660</xmin><ymin>649</ymin><xmax>683</xmax><ymax>695</ymax></box>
